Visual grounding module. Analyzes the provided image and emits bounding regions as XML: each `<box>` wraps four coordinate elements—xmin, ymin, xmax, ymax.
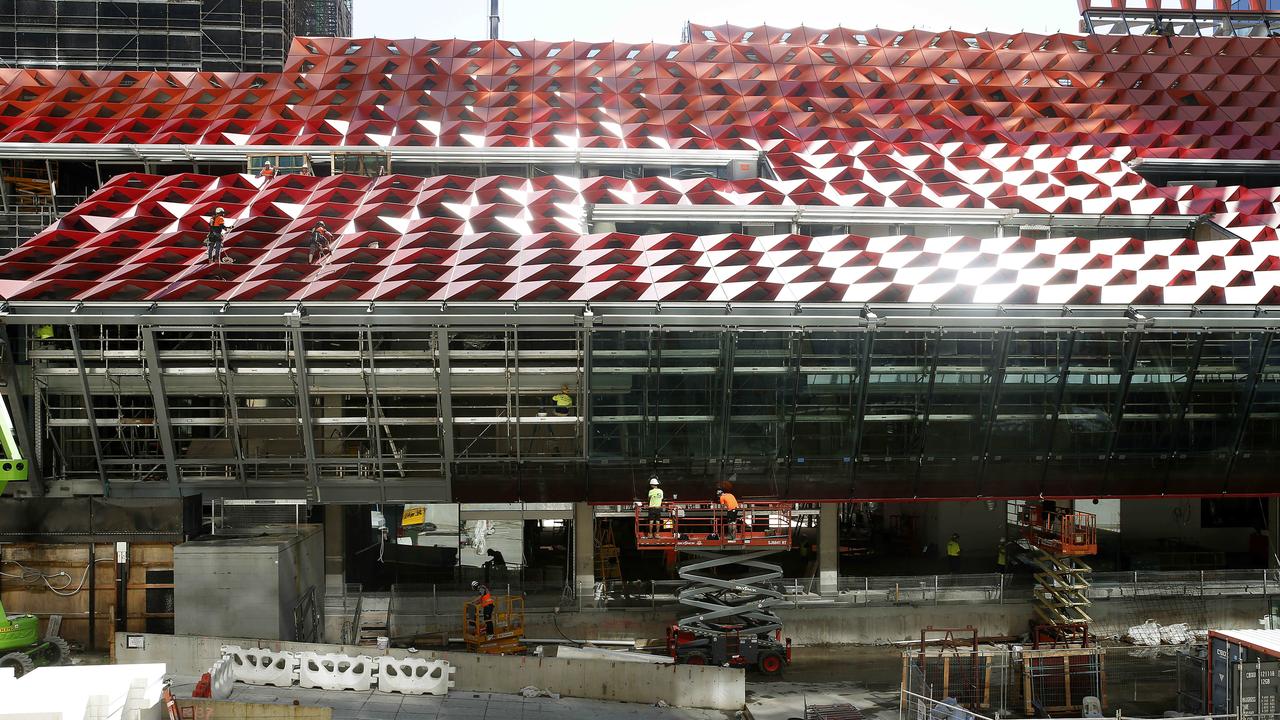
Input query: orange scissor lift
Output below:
<box><xmin>635</xmin><ymin>500</ymin><xmax>795</xmax><ymax>674</ymax></box>
<box><xmin>1007</xmin><ymin>500</ymin><xmax>1098</xmax><ymax>645</ymax></box>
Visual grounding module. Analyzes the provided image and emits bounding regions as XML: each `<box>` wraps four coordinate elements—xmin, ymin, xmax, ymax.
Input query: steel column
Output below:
<box><xmin>910</xmin><ymin>332</ymin><xmax>943</xmax><ymax>497</ymax></box>
<box><xmin>287</xmin><ymin>326</ymin><xmax>321</xmax><ymax>502</ymax></box>
<box><xmin>215</xmin><ymin>328</ymin><xmax>248</xmax><ymax>486</ymax></box>
<box><xmin>434</xmin><ymin>328</ymin><xmax>455</xmax><ymax>490</ymax></box>
<box><xmin>783</xmin><ymin>331</ymin><xmax>804</xmax><ymax>495</ymax></box>
<box><xmin>139</xmin><ymin>327</ymin><xmax>180</xmax><ymax>495</ymax></box>
<box><xmin>976</xmin><ymin>330</ymin><xmax>1013</xmax><ymax>496</ymax></box>
<box><xmin>1162</xmin><ymin>331</ymin><xmax>1207</xmax><ymax>493</ymax></box>
<box><xmin>1102</xmin><ymin>331</ymin><xmax>1144</xmax><ymax>480</ymax></box>
<box><xmin>717</xmin><ymin>330</ymin><xmax>735</xmax><ymax>470</ymax></box>
<box><xmin>67</xmin><ymin>325</ymin><xmax>109</xmax><ymax>492</ymax></box>
<box><xmin>1038</xmin><ymin>331</ymin><xmax>1079</xmax><ymax>494</ymax></box>
<box><xmin>1224</xmin><ymin>331</ymin><xmax>1274</xmax><ymax>489</ymax></box>
<box><xmin>849</xmin><ymin>330</ymin><xmax>875</xmax><ymax>493</ymax></box>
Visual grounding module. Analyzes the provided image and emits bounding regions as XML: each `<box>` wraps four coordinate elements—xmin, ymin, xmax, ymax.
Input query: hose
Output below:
<box><xmin>0</xmin><ymin>558</ymin><xmax>114</xmax><ymax>597</ymax></box>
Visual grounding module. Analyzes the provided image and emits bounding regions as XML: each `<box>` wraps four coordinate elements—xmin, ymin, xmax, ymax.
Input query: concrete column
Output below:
<box><xmin>324</xmin><ymin>504</ymin><xmax>345</xmax><ymax>594</ymax></box>
<box><xmin>819</xmin><ymin>503</ymin><xmax>838</xmax><ymax>596</ymax></box>
<box><xmin>573</xmin><ymin>502</ymin><xmax>595</xmax><ymax>603</ymax></box>
<box><xmin>1271</xmin><ymin>498</ymin><xmax>1279</xmax><ymax>569</ymax></box>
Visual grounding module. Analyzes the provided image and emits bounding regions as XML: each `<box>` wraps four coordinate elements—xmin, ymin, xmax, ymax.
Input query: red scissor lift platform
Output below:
<box><xmin>635</xmin><ymin>501</ymin><xmax>795</xmax><ymax>674</ymax></box>
<box><xmin>1007</xmin><ymin>501</ymin><xmax>1099</xmax><ymax>644</ymax></box>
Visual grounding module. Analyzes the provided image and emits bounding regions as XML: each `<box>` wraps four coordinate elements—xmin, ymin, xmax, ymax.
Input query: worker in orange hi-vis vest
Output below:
<box><xmin>716</xmin><ymin>488</ymin><xmax>740</xmax><ymax>539</ymax></box>
<box><xmin>470</xmin><ymin>580</ymin><xmax>495</xmax><ymax>637</ymax></box>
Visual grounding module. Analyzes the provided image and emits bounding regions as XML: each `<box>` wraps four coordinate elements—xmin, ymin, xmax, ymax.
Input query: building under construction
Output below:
<box><xmin>0</xmin><ymin>2</ymin><xmax>1278</xmax><ymax>716</ymax></box>
<box><xmin>0</xmin><ymin>0</ymin><xmax>352</xmax><ymax>72</ymax></box>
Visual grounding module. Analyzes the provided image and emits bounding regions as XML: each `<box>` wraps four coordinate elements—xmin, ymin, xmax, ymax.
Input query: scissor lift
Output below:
<box><xmin>1007</xmin><ymin>501</ymin><xmax>1098</xmax><ymax>645</ymax></box>
<box><xmin>635</xmin><ymin>500</ymin><xmax>794</xmax><ymax>674</ymax></box>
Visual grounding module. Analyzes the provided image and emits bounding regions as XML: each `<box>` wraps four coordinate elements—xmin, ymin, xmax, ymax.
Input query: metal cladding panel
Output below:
<box><xmin>174</xmin><ymin>524</ymin><xmax>323</xmax><ymax>640</ymax></box>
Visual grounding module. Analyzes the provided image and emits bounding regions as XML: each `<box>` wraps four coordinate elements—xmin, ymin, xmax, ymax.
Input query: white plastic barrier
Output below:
<box><xmin>208</xmin><ymin>657</ymin><xmax>235</xmax><ymax>700</ymax></box>
<box><xmin>221</xmin><ymin>645</ymin><xmax>298</xmax><ymax>687</ymax></box>
<box><xmin>375</xmin><ymin>657</ymin><xmax>455</xmax><ymax>696</ymax></box>
<box><xmin>297</xmin><ymin>652</ymin><xmax>376</xmax><ymax>692</ymax></box>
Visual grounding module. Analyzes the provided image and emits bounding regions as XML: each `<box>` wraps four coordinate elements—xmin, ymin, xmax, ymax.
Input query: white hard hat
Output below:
<box><xmin>470</xmin><ymin>580</ymin><xmax>479</xmax><ymax>589</ymax></box>
<box><xmin>649</xmin><ymin>477</ymin><xmax>659</xmax><ymax>486</ymax></box>
<box><xmin>214</xmin><ymin>207</ymin><xmax>225</xmax><ymax>214</ymax></box>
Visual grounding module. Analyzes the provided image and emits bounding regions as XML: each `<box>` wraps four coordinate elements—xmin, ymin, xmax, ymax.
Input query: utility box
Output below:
<box><xmin>174</xmin><ymin>524</ymin><xmax>324</xmax><ymax>641</ymax></box>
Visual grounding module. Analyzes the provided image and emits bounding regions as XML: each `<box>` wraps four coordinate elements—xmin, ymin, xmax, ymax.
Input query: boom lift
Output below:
<box><xmin>635</xmin><ymin>500</ymin><xmax>794</xmax><ymax>674</ymax></box>
<box><xmin>0</xmin><ymin>397</ymin><xmax>66</xmax><ymax>677</ymax></box>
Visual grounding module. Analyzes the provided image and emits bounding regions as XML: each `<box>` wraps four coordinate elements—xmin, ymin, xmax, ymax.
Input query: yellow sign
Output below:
<box><xmin>402</xmin><ymin>505</ymin><xmax>426</xmax><ymax>526</ymax></box>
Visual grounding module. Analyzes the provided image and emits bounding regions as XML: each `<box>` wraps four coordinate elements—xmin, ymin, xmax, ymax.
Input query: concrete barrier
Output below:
<box><xmin>114</xmin><ymin>633</ymin><xmax>744</xmax><ymax>710</ymax></box>
<box><xmin>175</xmin><ymin>698</ymin><xmax>331</xmax><ymax>719</ymax></box>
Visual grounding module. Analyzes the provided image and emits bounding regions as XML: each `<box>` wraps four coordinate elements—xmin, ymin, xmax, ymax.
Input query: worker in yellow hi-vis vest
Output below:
<box><xmin>946</xmin><ymin>533</ymin><xmax>961</xmax><ymax>573</ymax></box>
<box><xmin>551</xmin><ymin>385</ymin><xmax>573</xmax><ymax>416</ymax></box>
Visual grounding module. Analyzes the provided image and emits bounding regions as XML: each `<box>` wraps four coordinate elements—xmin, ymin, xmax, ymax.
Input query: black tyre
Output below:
<box><xmin>681</xmin><ymin>651</ymin><xmax>710</xmax><ymax>666</ymax></box>
<box><xmin>0</xmin><ymin>651</ymin><xmax>35</xmax><ymax>678</ymax></box>
<box><xmin>44</xmin><ymin>637</ymin><xmax>71</xmax><ymax>665</ymax></box>
<box><xmin>757</xmin><ymin>651</ymin><xmax>784</xmax><ymax>676</ymax></box>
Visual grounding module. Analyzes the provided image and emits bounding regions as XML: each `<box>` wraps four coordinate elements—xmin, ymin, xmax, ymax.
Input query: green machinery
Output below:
<box><xmin>0</xmin><ymin>390</ymin><xmax>64</xmax><ymax>677</ymax></box>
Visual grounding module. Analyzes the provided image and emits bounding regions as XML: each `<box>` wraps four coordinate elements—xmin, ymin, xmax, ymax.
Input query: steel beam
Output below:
<box><xmin>287</xmin><ymin>325</ymin><xmax>321</xmax><ymax>502</ymax></box>
<box><xmin>67</xmin><ymin>325</ymin><xmax>109</xmax><ymax>492</ymax></box>
<box><xmin>1224</xmin><ymin>331</ymin><xmax>1274</xmax><ymax>489</ymax></box>
<box><xmin>976</xmin><ymin>330</ymin><xmax>1013</xmax><ymax>496</ymax></box>
<box><xmin>1038</xmin><ymin>331</ymin><xmax>1079</xmax><ymax>494</ymax></box>
<box><xmin>139</xmin><ymin>328</ymin><xmax>180</xmax><ymax>495</ymax></box>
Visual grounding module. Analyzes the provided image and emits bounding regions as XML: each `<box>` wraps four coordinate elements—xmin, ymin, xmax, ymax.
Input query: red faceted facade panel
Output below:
<box><xmin>1</xmin><ymin>27</ymin><xmax>1280</xmax><ymax>304</ymax></box>
<box><xmin>4</xmin><ymin>170</ymin><xmax>1280</xmax><ymax>305</ymax></box>
<box><xmin>0</xmin><ymin>30</ymin><xmax>1278</xmax><ymax>159</ymax></box>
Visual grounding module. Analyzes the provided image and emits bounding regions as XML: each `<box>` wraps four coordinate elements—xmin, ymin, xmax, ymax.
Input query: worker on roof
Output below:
<box><xmin>308</xmin><ymin>220</ymin><xmax>335</xmax><ymax>264</ymax></box>
<box><xmin>645</xmin><ymin>476</ymin><xmax>664</xmax><ymax>538</ymax></box>
<box><xmin>205</xmin><ymin>207</ymin><xmax>228</xmax><ymax>264</ymax></box>
<box><xmin>551</xmin><ymin>385</ymin><xmax>573</xmax><ymax>416</ymax></box>
<box><xmin>259</xmin><ymin>161</ymin><xmax>275</xmax><ymax>179</ymax></box>
<box><xmin>716</xmin><ymin>488</ymin><xmax>740</xmax><ymax>540</ymax></box>
<box><xmin>946</xmin><ymin>533</ymin><xmax>961</xmax><ymax>573</ymax></box>
<box><xmin>470</xmin><ymin>580</ymin><xmax>495</xmax><ymax>638</ymax></box>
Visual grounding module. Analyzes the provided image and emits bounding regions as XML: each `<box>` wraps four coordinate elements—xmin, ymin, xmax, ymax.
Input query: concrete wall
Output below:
<box><xmin>113</xmin><ymin>633</ymin><xmax>744</xmax><ymax>711</ymax></box>
<box><xmin>478</xmin><ymin>596</ymin><xmax>1275</xmax><ymax>646</ymax></box>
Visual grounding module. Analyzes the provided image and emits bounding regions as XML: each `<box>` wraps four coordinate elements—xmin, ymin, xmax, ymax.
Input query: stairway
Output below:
<box><xmin>1028</xmin><ymin>545</ymin><xmax>1093</xmax><ymax>627</ymax></box>
<box><xmin>355</xmin><ymin>608</ymin><xmax>389</xmax><ymax>647</ymax></box>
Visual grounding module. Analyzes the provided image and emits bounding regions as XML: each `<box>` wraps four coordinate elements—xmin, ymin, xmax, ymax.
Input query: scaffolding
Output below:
<box><xmin>1008</xmin><ymin>501</ymin><xmax>1098</xmax><ymax>640</ymax></box>
<box><xmin>0</xmin><ymin>0</ymin><xmax>294</xmax><ymax>72</ymax></box>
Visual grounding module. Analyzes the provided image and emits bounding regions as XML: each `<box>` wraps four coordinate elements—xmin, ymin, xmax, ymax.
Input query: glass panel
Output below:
<box><xmin>1044</xmin><ymin>331</ymin><xmax>1130</xmax><ymax>496</ymax></box>
<box><xmin>1108</xmin><ymin>331</ymin><xmax>1198</xmax><ymax>495</ymax></box>
<box><xmin>589</xmin><ymin>330</ymin><xmax>650</xmax><ymax>459</ymax></box>
<box><xmin>984</xmin><ymin>331</ymin><xmax>1071</xmax><ymax>496</ymax></box>
<box><xmin>653</xmin><ymin>331</ymin><xmax>721</xmax><ymax>459</ymax></box>
<box><xmin>856</xmin><ymin>330</ymin><xmax>934</xmax><ymax>497</ymax></box>
<box><xmin>917</xmin><ymin>332</ymin><xmax>999</xmax><ymax>498</ymax></box>
<box><xmin>1231</xmin><ymin>333</ymin><xmax>1280</xmax><ymax>492</ymax></box>
<box><xmin>1168</xmin><ymin>332</ymin><xmax>1253</xmax><ymax>493</ymax></box>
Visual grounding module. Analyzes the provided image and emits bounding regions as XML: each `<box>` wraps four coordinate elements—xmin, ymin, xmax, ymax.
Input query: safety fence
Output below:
<box><xmin>590</xmin><ymin>568</ymin><xmax>1280</xmax><ymax>609</ymax></box>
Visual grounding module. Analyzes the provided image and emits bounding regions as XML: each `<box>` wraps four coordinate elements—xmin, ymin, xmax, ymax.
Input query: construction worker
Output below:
<box><xmin>308</xmin><ymin>220</ymin><xmax>335</xmax><ymax>264</ymax></box>
<box><xmin>470</xmin><ymin>580</ymin><xmax>495</xmax><ymax>637</ymax></box>
<box><xmin>551</xmin><ymin>385</ymin><xmax>573</xmax><ymax>416</ymax></box>
<box><xmin>483</xmin><ymin>548</ymin><xmax>506</xmax><ymax>584</ymax></box>
<box><xmin>259</xmin><ymin>161</ymin><xmax>275</xmax><ymax>179</ymax></box>
<box><xmin>996</xmin><ymin>541</ymin><xmax>1008</xmax><ymax>574</ymax></box>
<box><xmin>34</xmin><ymin>325</ymin><xmax>53</xmax><ymax>341</ymax></box>
<box><xmin>646</xmin><ymin>476</ymin><xmax>664</xmax><ymax>538</ymax></box>
<box><xmin>946</xmin><ymin>533</ymin><xmax>961</xmax><ymax>573</ymax></box>
<box><xmin>716</xmin><ymin>488</ymin><xmax>740</xmax><ymax>540</ymax></box>
<box><xmin>205</xmin><ymin>207</ymin><xmax>228</xmax><ymax>263</ymax></box>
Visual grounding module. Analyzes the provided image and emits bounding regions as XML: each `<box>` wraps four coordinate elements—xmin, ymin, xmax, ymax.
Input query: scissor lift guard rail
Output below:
<box><xmin>1008</xmin><ymin>501</ymin><xmax>1099</xmax><ymax>639</ymax></box>
<box><xmin>634</xmin><ymin>501</ymin><xmax>795</xmax><ymax>673</ymax></box>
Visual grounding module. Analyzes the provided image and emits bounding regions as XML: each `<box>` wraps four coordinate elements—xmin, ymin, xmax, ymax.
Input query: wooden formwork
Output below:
<box><xmin>0</xmin><ymin>542</ymin><xmax>175</xmax><ymax>650</ymax></box>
